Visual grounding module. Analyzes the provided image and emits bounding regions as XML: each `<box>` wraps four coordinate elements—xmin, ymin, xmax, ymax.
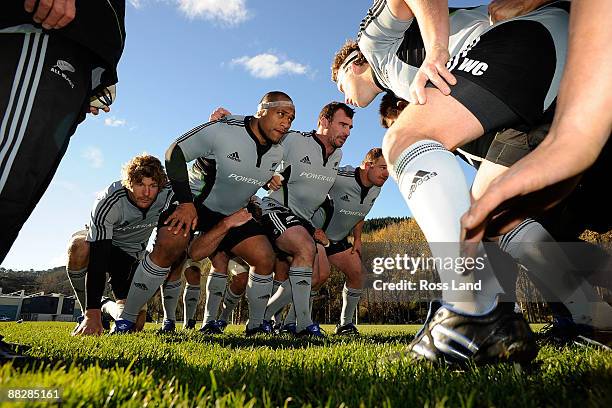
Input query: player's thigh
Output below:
<box><xmin>382</xmin><ymin>88</ymin><xmax>485</xmax><ymax>163</ymax></box>
<box><xmin>230</xmin><ymin>234</ymin><xmax>275</xmax><ymax>270</ymax></box>
<box><xmin>329</xmin><ymin>249</ymin><xmax>364</xmax><ymax>281</ymax></box>
<box><xmin>275</xmin><ymin>226</ymin><xmax>316</xmax><ymax>259</ymax></box>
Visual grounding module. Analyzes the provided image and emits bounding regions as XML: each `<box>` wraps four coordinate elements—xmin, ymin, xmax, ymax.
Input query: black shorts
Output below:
<box><xmin>159</xmin><ymin>203</ymin><xmax>267</xmax><ymax>252</ymax></box>
<box><xmin>325</xmin><ymin>237</ymin><xmax>352</xmax><ymax>257</ymax></box>
<box><xmin>260</xmin><ymin>199</ymin><xmax>315</xmax><ymax>241</ymax></box>
<box><xmin>484</xmin><ymin>122</ymin><xmax>550</xmax><ymax>167</ymax></box>
<box><xmin>107</xmin><ymin>245</ymin><xmax>140</xmax><ymax>300</ymax></box>
<box><xmin>445</xmin><ymin>20</ymin><xmax>559</xmax><ymax>132</ymax></box>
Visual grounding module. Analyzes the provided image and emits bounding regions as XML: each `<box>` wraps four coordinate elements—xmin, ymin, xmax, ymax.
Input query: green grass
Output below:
<box><xmin>1</xmin><ymin>322</ymin><xmax>611</xmax><ymax>407</ymax></box>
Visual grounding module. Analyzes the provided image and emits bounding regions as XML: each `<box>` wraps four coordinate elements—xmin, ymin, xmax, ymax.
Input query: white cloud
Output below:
<box><xmin>104</xmin><ymin>116</ymin><xmax>126</xmax><ymax>127</ymax></box>
<box><xmin>177</xmin><ymin>0</ymin><xmax>249</xmax><ymax>24</ymax></box>
<box><xmin>50</xmin><ymin>180</ymin><xmax>78</xmax><ymax>192</ymax></box>
<box><xmin>231</xmin><ymin>53</ymin><xmax>309</xmax><ymax>79</ymax></box>
<box><xmin>82</xmin><ymin>147</ymin><xmax>104</xmax><ymax>169</ymax></box>
<box><xmin>128</xmin><ymin>0</ymin><xmax>142</xmax><ymax>8</ymax></box>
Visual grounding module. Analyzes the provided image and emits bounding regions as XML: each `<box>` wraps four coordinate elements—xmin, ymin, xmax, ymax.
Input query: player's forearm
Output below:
<box><xmin>188</xmin><ymin>220</ymin><xmax>231</xmax><ymax>261</ymax></box>
<box><xmin>165</xmin><ymin>143</ymin><xmax>193</xmax><ymax>203</ymax></box>
<box><xmin>353</xmin><ymin>220</ymin><xmax>364</xmax><ymax>243</ymax></box>
<box><xmin>406</xmin><ymin>0</ymin><xmax>450</xmax><ymax>51</ymax></box>
<box><xmin>547</xmin><ymin>0</ymin><xmax>612</xmax><ymax>173</ymax></box>
<box><xmin>85</xmin><ymin>240</ymin><xmax>112</xmax><ymax>310</ymax></box>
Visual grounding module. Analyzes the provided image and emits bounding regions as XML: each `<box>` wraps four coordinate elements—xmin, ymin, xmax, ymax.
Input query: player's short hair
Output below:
<box><xmin>256</xmin><ymin>91</ymin><xmax>294</xmax><ymax>117</ymax></box>
<box><xmin>259</xmin><ymin>91</ymin><xmax>293</xmax><ymax>105</ymax></box>
<box><xmin>379</xmin><ymin>92</ymin><xmax>406</xmax><ymax>129</ymax></box>
<box><xmin>318</xmin><ymin>101</ymin><xmax>355</xmax><ymax>127</ymax></box>
<box><xmin>362</xmin><ymin>147</ymin><xmax>384</xmax><ymax>166</ymax></box>
<box><xmin>121</xmin><ymin>154</ymin><xmax>167</xmax><ymax>188</ymax></box>
<box><xmin>331</xmin><ymin>39</ymin><xmax>368</xmax><ymax>83</ymax></box>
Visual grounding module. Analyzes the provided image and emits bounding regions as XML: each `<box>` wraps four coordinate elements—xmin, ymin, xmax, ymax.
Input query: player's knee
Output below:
<box><xmin>152</xmin><ymin>232</ymin><xmax>188</xmax><ymax>265</ymax></box>
<box><xmin>345</xmin><ymin>266</ymin><xmax>365</xmax><ymax>287</ymax></box>
<box><xmin>296</xmin><ymin>238</ymin><xmax>317</xmax><ymax>263</ymax></box>
<box><xmin>233</xmin><ymin>272</ymin><xmax>249</xmax><ymax>288</ymax></box>
<box><xmin>314</xmin><ymin>267</ymin><xmax>330</xmax><ymax>287</ymax></box>
<box><xmin>250</xmin><ymin>254</ymin><xmax>275</xmax><ymax>275</ymax></box>
<box><xmin>184</xmin><ymin>266</ymin><xmax>201</xmax><ymax>284</ymax></box>
<box><xmin>67</xmin><ymin>236</ymin><xmax>89</xmax><ymax>266</ymax></box>
<box><xmin>383</xmin><ymin>126</ymin><xmax>434</xmax><ymax>164</ymax></box>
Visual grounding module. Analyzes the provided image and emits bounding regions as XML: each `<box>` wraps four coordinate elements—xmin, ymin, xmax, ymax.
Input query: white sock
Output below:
<box><xmin>391</xmin><ymin>140</ymin><xmax>503</xmax><ymax>314</ymax></box>
<box><xmin>161</xmin><ymin>279</ymin><xmax>182</xmax><ymax>321</ymax></box>
<box><xmin>66</xmin><ymin>267</ymin><xmax>87</xmax><ymax>311</ymax></box>
<box><xmin>183</xmin><ymin>284</ymin><xmax>201</xmax><ymax>323</ymax></box>
<box><xmin>500</xmin><ymin>218</ymin><xmax>612</xmax><ymax>328</ymax></box>
<box><xmin>219</xmin><ymin>286</ymin><xmax>242</xmax><ymax>322</ymax></box>
<box><xmin>246</xmin><ymin>272</ymin><xmax>273</xmax><ymax>329</ymax></box>
<box><xmin>203</xmin><ymin>270</ymin><xmax>227</xmax><ymax>323</ymax></box>
<box><xmin>264</xmin><ymin>279</ymin><xmax>292</xmax><ymax>320</ymax></box>
<box><xmin>101</xmin><ymin>298</ymin><xmax>122</xmax><ymax>320</ymax></box>
<box><xmin>120</xmin><ymin>254</ymin><xmax>169</xmax><ymax>322</ymax></box>
<box><xmin>288</xmin><ymin>266</ymin><xmax>313</xmax><ymax>331</ymax></box>
<box><xmin>340</xmin><ymin>284</ymin><xmax>363</xmax><ymax>326</ymax></box>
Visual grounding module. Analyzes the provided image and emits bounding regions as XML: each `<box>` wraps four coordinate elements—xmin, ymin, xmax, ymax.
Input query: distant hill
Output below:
<box><xmin>0</xmin><ymin>266</ymin><xmax>70</xmax><ymax>295</ymax></box>
<box><xmin>362</xmin><ymin>216</ymin><xmax>411</xmax><ymax>234</ymax></box>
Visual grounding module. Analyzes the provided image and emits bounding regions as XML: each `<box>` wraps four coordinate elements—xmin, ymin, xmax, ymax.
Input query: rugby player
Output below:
<box><xmin>332</xmin><ymin>0</ymin><xmax>569</xmax><ymax>363</ymax></box>
<box><xmin>381</xmin><ymin>93</ymin><xmax>612</xmax><ymax>346</ymax></box>
<box><xmin>463</xmin><ymin>0</ymin><xmax>612</xmax><ymax>243</ymax></box>
<box><xmin>310</xmin><ymin>148</ymin><xmax>388</xmax><ymax>335</ymax></box>
<box><xmin>69</xmin><ymin>154</ymin><xmax>173</xmax><ymax>336</ymax></box>
<box><xmin>112</xmin><ymin>92</ymin><xmax>293</xmax><ymax>335</ymax></box>
<box><xmin>207</xmin><ymin>102</ymin><xmax>354</xmax><ymax>336</ymax></box>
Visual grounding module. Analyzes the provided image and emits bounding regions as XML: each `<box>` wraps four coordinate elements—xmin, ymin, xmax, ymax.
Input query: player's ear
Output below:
<box><xmin>397</xmin><ymin>100</ymin><xmax>409</xmax><ymax>110</ymax></box>
<box><xmin>320</xmin><ymin>116</ymin><xmax>330</xmax><ymax>129</ymax></box>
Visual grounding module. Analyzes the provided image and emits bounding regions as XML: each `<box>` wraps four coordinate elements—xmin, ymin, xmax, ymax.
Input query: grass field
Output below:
<box><xmin>1</xmin><ymin>322</ymin><xmax>611</xmax><ymax>407</ymax></box>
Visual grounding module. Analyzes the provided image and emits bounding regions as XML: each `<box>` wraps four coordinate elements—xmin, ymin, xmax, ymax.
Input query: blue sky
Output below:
<box><xmin>2</xmin><ymin>0</ymin><xmax>486</xmax><ymax>270</ymax></box>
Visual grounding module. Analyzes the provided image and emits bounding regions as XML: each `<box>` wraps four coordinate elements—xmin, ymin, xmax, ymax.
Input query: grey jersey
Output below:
<box><xmin>311</xmin><ymin>166</ymin><xmax>381</xmax><ymax>241</ymax></box>
<box><xmin>358</xmin><ymin>1</ymin><xmax>568</xmax><ymax>108</ymax></box>
<box><xmin>179</xmin><ymin>115</ymin><xmax>284</xmax><ymax>215</ymax></box>
<box><xmin>267</xmin><ymin>131</ymin><xmax>342</xmax><ymax>221</ymax></box>
<box><xmin>86</xmin><ymin>181</ymin><xmax>174</xmax><ymax>259</ymax></box>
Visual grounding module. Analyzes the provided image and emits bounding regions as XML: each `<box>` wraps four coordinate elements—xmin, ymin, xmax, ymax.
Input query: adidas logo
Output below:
<box><xmin>340</xmin><ymin>194</ymin><xmax>350</xmax><ymax>202</ymax></box>
<box><xmin>286</xmin><ymin>215</ymin><xmax>295</xmax><ymax>222</ymax></box>
<box><xmin>134</xmin><ymin>282</ymin><xmax>148</xmax><ymax>291</ymax></box>
<box><xmin>227</xmin><ymin>152</ymin><xmax>241</xmax><ymax>162</ymax></box>
<box><xmin>300</xmin><ymin>156</ymin><xmax>311</xmax><ymax>165</ymax></box>
<box><xmin>407</xmin><ymin>170</ymin><xmax>438</xmax><ymax>199</ymax></box>
<box><xmin>296</xmin><ymin>280</ymin><xmax>310</xmax><ymax>286</ymax></box>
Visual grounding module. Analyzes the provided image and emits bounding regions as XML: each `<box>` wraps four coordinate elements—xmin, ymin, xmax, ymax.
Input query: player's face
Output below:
<box><xmin>325</xmin><ymin>109</ymin><xmax>353</xmax><ymax>148</ymax></box>
<box><xmin>366</xmin><ymin>157</ymin><xmax>389</xmax><ymax>187</ymax></box>
<box><xmin>128</xmin><ymin>177</ymin><xmax>160</xmax><ymax>209</ymax></box>
<box><xmin>337</xmin><ymin>65</ymin><xmax>378</xmax><ymax>108</ymax></box>
<box><xmin>260</xmin><ymin>105</ymin><xmax>295</xmax><ymax>143</ymax></box>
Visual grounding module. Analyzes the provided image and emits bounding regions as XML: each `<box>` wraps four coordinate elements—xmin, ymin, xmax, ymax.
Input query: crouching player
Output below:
<box><xmin>311</xmin><ymin>148</ymin><xmax>388</xmax><ymax>334</ymax></box>
<box><xmin>68</xmin><ymin>154</ymin><xmax>173</xmax><ymax>335</ymax></box>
